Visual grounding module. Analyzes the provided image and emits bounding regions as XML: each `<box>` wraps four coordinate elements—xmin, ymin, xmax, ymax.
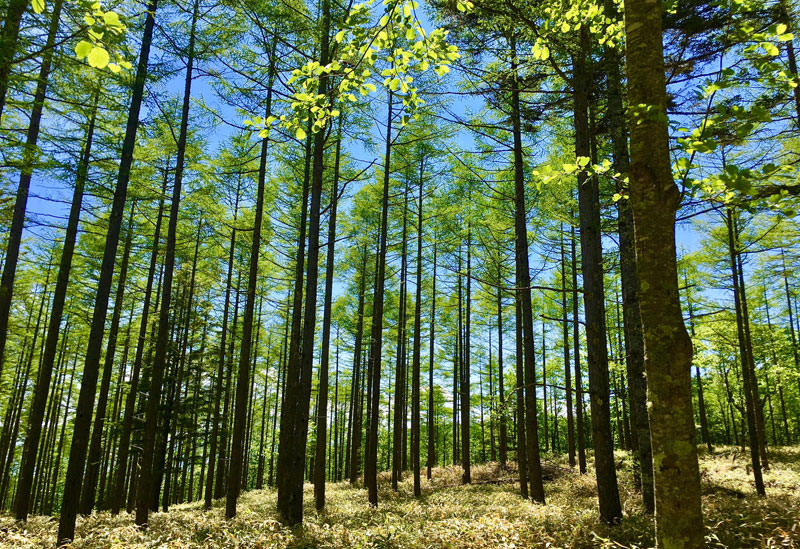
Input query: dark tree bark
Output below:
<box><xmin>392</xmin><ymin>182</ymin><xmax>410</xmax><ymax>490</ymax></box>
<box><xmin>603</xmin><ymin>20</ymin><xmax>654</xmax><ymax>509</ymax></box>
<box><xmin>313</xmin><ymin>116</ymin><xmax>342</xmax><ymax>510</ymax></box>
<box><xmin>461</xmin><ymin>231</ymin><xmax>472</xmax><ymax>484</ymax></box>
<box><xmin>0</xmin><ymin>0</ymin><xmax>64</xmax><ymax>383</ymax></box>
<box><xmin>497</xmin><ymin>269</ymin><xmax>508</xmax><ymax>468</ymax></box>
<box><xmin>80</xmin><ymin>201</ymin><xmax>137</xmax><ymax>514</ymax></box>
<box><xmin>226</xmin><ymin>41</ymin><xmax>275</xmax><ymax>519</ymax></box>
<box><xmin>13</xmin><ymin>86</ymin><xmax>99</xmax><ymax>520</ymax></box>
<box><xmin>726</xmin><ymin>209</ymin><xmax>765</xmax><ymax>495</ymax></box>
<box><xmin>57</xmin><ymin>2</ymin><xmax>158</xmax><ymax>542</ymax></box>
<box><xmin>135</xmin><ymin>0</ymin><xmax>197</xmax><ymax>524</ymax></box>
<box><xmin>364</xmin><ymin>90</ymin><xmax>394</xmax><ymax>507</ymax></box>
<box><xmin>0</xmin><ymin>0</ymin><xmax>27</xmax><ymax>123</ymax></box>
<box><xmin>349</xmin><ymin>244</ymin><xmax>368</xmax><ymax>484</ymax></box>
<box><xmin>411</xmin><ymin>157</ymin><xmax>424</xmax><ymax>497</ymax></box>
<box><xmin>509</xmin><ymin>35</ymin><xmax>544</xmax><ymax>503</ymax></box>
<box><xmin>427</xmin><ymin>242</ymin><xmax>437</xmax><ymax>479</ymax></box>
<box><xmin>514</xmin><ymin>295</ymin><xmax>528</xmax><ymax>499</ymax></box>
<box><xmin>573</xmin><ymin>24</ymin><xmax>621</xmax><ymax>524</ymax></box>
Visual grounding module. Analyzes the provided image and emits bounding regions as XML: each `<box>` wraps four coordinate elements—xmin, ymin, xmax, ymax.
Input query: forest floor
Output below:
<box><xmin>1</xmin><ymin>446</ymin><xmax>799</xmax><ymax>548</ymax></box>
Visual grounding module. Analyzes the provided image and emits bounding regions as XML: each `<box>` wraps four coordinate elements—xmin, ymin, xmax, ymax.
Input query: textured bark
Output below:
<box><xmin>57</xmin><ymin>2</ymin><xmax>158</xmax><ymax>542</ymax></box>
<box><xmin>461</xmin><ymin>233</ymin><xmax>471</xmax><ymax>484</ymax></box>
<box><xmin>410</xmin><ymin>156</ymin><xmax>424</xmax><ymax>496</ymax></box>
<box><xmin>604</xmin><ymin>21</ymin><xmax>654</xmax><ymax>510</ymax></box>
<box><xmin>80</xmin><ymin>202</ymin><xmax>136</xmax><ymax>514</ymax></box>
<box><xmin>392</xmin><ymin>183</ymin><xmax>410</xmax><ymax>490</ymax></box>
<box><xmin>349</xmin><ymin>245</ymin><xmax>368</xmax><ymax>484</ymax></box>
<box><xmin>426</xmin><ymin>242</ymin><xmax>437</xmax><ymax>479</ymax></box>
<box><xmin>570</xmin><ymin>223</ymin><xmax>587</xmax><ymax>474</ymax></box>
<box><xmin>514</xmin><ymin>295</ymin><xmax>528</xmax><ymax>499</ymax></box>
<box><xmin>726</xmin><ymin>210</ymin><xmax>765</xmax><ymax>495</ymax></box>
<box><xmin>497</xmin><ymin>274</ymin><xmax>508</xmax><ymax>467</ymax></box>
<box><xmin>559</xmin><ymin>226</ymin><xmax>575</xmax><ymax>467</ymax></box>
<box><xmin>625</xmin><ymin>0</ymin><xmax>704</xmax><ymax>544</ymax></box>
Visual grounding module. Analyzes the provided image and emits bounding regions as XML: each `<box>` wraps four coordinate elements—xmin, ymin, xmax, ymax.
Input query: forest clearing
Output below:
<box><xmin>2</xmin><ymin>0</ymin><xmax>800</xmax><ymax>546</ymax></box>
<box><xmin>2</xmin><ymin>448</ymin><xmax>799</xmax><ymax>548</ymax></box>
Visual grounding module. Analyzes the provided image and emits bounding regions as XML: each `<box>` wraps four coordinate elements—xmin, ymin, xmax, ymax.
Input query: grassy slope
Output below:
<box><xmin>1</xmin><ymin>446</ymin><xmax>798</xmax><ymax>548</ymax></box>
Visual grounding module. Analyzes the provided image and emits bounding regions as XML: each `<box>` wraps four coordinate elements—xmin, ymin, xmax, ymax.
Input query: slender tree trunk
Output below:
<box><xmin>364</xmin><ymin>90</ymin><xmax>394</xmax><ymax>507</ymax></box>
<box><xmin>350</xmin><ymin>245</ymin><xmax>368</xmax><ymax>484</ymax></box>
<box><xmin>497</xmin><ymin>271</ymin><xmax>508</xmax><ymax>468</ymax></box>
<box><xmin>0</xmin><ymin>0</ymin><xmax>28</xmax><ymax>121</ymax></box>
<box><xmin>411</xmin><ymin>159</ymin><xmax>424</xmax><ymax>497</ymax></box>
<box><xmin>0</xmin><ymin>0</ymin><xmax>64</xmax><ymax>383</ymax></box>
<box><xmin>514</xmin><ymin>295</ymin><xmax>528</xmax><ymax>499</ymax></box>
<box><xmin>57</xmin><ymin>2</ymin><xmax>158</xmax><ymax>542</ymax></box>
<box><xmin>726</xmin><ymin>209</ymin><xmax>765</xmax><ymax>495</ymax></box>
<box><xmin>13</xmin><ymin>86</ymin><xmax>99</xmax><ymax>520</ymax></box>
<box><xmin>111</xmin><ymin>165</ymin><xmax>168</xmax><ymax>514</ymax></box>
<box><xmin>625</xmin><ymin>0</ymin><xmax>704</xmax><ymax>543</ymax></box>
<box><xmin>509</xmin><ymin>35</ymin><xmax>544</xmax><ymax>503</ymax></box>
<box><xmin>573</xmin><ymin>24</ymin><xmax>621</xmax><ymax>523</ymax></box>
<box><xmin>559</xmin><ymin>226</ymin><xmax>575</xmax><ymax>467</ymax></box>
<box><xmin>136</xmin><ymin>0</ymin><xmax>197</xmax><ymax>524</ymax></box>
<box><xmin>392</xmin><ymin>182</ymin><xmax>410</xmax><ymax>489</ymax></box>
<box><xmin>80</xmin><ymin>202</ymin><xmax>137</xmax><ymax>514</ymax></box>
<box><xmin>427</xmin><ymin>242</ymin><xmax>437</xmax><ymax>479</ymax></box>
<box><xmin>570</xmin><ymin>223</ymin><xmax>587</xmax><ymax>474</ymax></box>
<box><xmin>226</xmin><ymin>41</ymin><xmax>275</xmax><ymax>519</ymax></box>
<box><xmin>313</xmin><ymin>116</ymin><xmax>341</xmax><ymax>511</ymax></box>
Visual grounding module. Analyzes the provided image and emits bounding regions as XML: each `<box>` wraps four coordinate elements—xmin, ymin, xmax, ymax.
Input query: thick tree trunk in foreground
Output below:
<box><xmin>625</xmin><ymin>0</ymin><xmax>704</xmax><ymax>545</ymax></box>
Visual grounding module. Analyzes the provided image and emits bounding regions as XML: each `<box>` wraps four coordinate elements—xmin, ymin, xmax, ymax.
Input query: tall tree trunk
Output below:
<box><xmin>411</xmin><ymin>157</ymin><xmax>424</xmax><ymax>497</ymax></box>
<box><xmin>226</xmin><ymin>41</ymin><xmax>275</xmax><ymax>519</ymax></box>
<box><xmin>570</xmin><ymin>222</ymin><xmax>587</xmax><ymax>474</ymax></box>
<box><xmin>497</xmin><ymin>269</ymin><xmax>508</xmax><ymax>468</ymax></box>
<box><xmin>726</xmin><ymin>209</ymin><xmax>765</xmax><ymax>495</ymax></box>
<box><xmin>625</xmin><ymin>0</ymin><xmax>704</xmax><ymax>544</ymax></box>
<box><xmin>313</xmin><ymin>116</ymin><xmax>341</xmax><ymax>510</ymax></box>
<box><xmin>13</xmin><ymin>86</ymin><xmax>99</xmax><ymax>520</ymax></box>
<box><xmin>111</xmin><ymin>165</ymin><xmax>168</xmax><ymax>514</ymax></box>
<box><xmin>573</xmin><ymin>24</ymin><xmax>621</xmax><ymax>523</ymax></box>
<box><xmin>0</xmin><ymin>0</ymin><xmax>63</xmax><ymax>383</ymax></box>
<box><xmin>509</xmin><ymin>35</ymin><xmax>544</xmax><ymax>503</ymax></box>
<box><xmin>392</xmin><ymin>182</ymin><xmax>410</xmax><ymax>489</ymax></box>
<box><xmin>349</xmin><ymin>244</ymin><xmax>368</xmax><ymax>484</ymax></box>
<box><xmin>559</xmin><ymin>226</ymin><xmax>575</xmax><ymax>467</ymax></box>
<box><xmin>514</xmin><ymin>295</ymin><xmax>528</xmax><ymax>499</ymax></box>
<box><xmin>57</xmin><ymin>2</ymin><xmax>158</xmax><ymax>542</ymax></box>
<box><xmin>427</xmin><ymin>242</ymin><xmax>437</xmax><ymax>479</ymax></box>
<box><xmin>136</xmin><ymin>0</ymin><xmax>197</xmax><ymax>524</ymax></box>
<box><xmin>364</xmin><ymin>90</ymin><xmax>394</xmax><ymax>507</ymax></box>
<box><xmin>0</xmin><ymin>0</ymin><xmax>28</xmax><ymax>121</ymax></box>
<box><xmin>276</xmin><ymin>0</ymin><xmax>331</xmax><ymax>521</ymax></box>
<box><xmin>80</xmin><ymin>201</ymin><xmax>137</xmax><ymax>514</ymax></box>
<box><xmin>602</xmin><ymin>9</ymin><xmax>654</xmax><ymax>509</ymax></box>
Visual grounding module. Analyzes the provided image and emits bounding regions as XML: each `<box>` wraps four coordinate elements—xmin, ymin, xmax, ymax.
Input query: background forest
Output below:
<box><xmin>0</xmin><ymin>0</ymin><xmax>799</xmax><ymax>546</ymax></box>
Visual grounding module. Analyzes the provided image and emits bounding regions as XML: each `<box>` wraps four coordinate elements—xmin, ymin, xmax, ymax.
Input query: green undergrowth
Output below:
<box><xmin>1</xmin><ymin>446</ymin><xmax>798</xmax><ymax>548</ymax></box>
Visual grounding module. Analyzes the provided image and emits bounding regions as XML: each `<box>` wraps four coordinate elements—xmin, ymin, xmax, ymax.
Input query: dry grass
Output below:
<box><xmin>1</xmin><ymin>446</ymin><xmax>798</xmax><ymax>548</ymax></box>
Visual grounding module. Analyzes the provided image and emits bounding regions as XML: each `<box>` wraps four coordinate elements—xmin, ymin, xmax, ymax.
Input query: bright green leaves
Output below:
<box><xmin>87</xmin><ymin>46</ymin><xmax>110</xmax><ymax>68</ymax></box>
<box><xmin>32</xmin><ymin>0</ymin><xmax>45</xmax><ymax>14</ymax></box>
<box><xmin>530</xmin><ymin>0</ymin><xmax>625</xmax><ymax>62</ymax></box>
<box><xmin>255</xmin><ymin>0</ymin><xmax>463</xmax><ymax>140</ymax></box>
<box><xmin>72</xmin><ymin>1</ymin><xmax>128</xmax><ymax>73</ymax></box>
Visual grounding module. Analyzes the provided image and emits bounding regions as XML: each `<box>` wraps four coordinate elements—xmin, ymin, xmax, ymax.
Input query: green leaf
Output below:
<box><xmin>88</xmin><ymin>46</ymin><xmax>110</xmax><ymax>68</ymax></box>
<box><xmin>32</xmin><ymin>0</ymin><xmax>44</xmax><ymax>13</ymax></box>
<box><xmin>75</xmin><ymin>40</ymin><xmax>93</xmax><ymax>59</ymax></box>
<box><xmin>296</xmin><ymin>127</ymin><xmax>307</xmax><ymax>140</ymax></box>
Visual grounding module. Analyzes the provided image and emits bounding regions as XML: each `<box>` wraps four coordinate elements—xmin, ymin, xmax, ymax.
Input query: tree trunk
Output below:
<box><xmin>135</xmin><ymin>0</ymin><xmax>197</xmax><ymax>524</ymax></box>
<box><xmin>625</xmin><ymin>0</ymin><xmax>704</xmax><ymax>543</ymax></box>
<box><xmin>13</xmin><ymin>86</ymin><xmax>99</xmax><ymax>520</ymax></box>
<box><xmin>57</xmin><ymin>2</ymin><xmax>158</xmax><ymax>542</ymax></box>
<box><xmin>0</xmin><ymin>0</ymin><xmax>64</xmax><ymax>383</ymax></box>
<box><xmin>427</xmin><ymin>242</ymin><xmax>437</xmax><ymax>479</ymax></box>
<box><xmin>313</xmin><ymin>115</ymin><xmax>341</xmax><ymax>510</ymax></box>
